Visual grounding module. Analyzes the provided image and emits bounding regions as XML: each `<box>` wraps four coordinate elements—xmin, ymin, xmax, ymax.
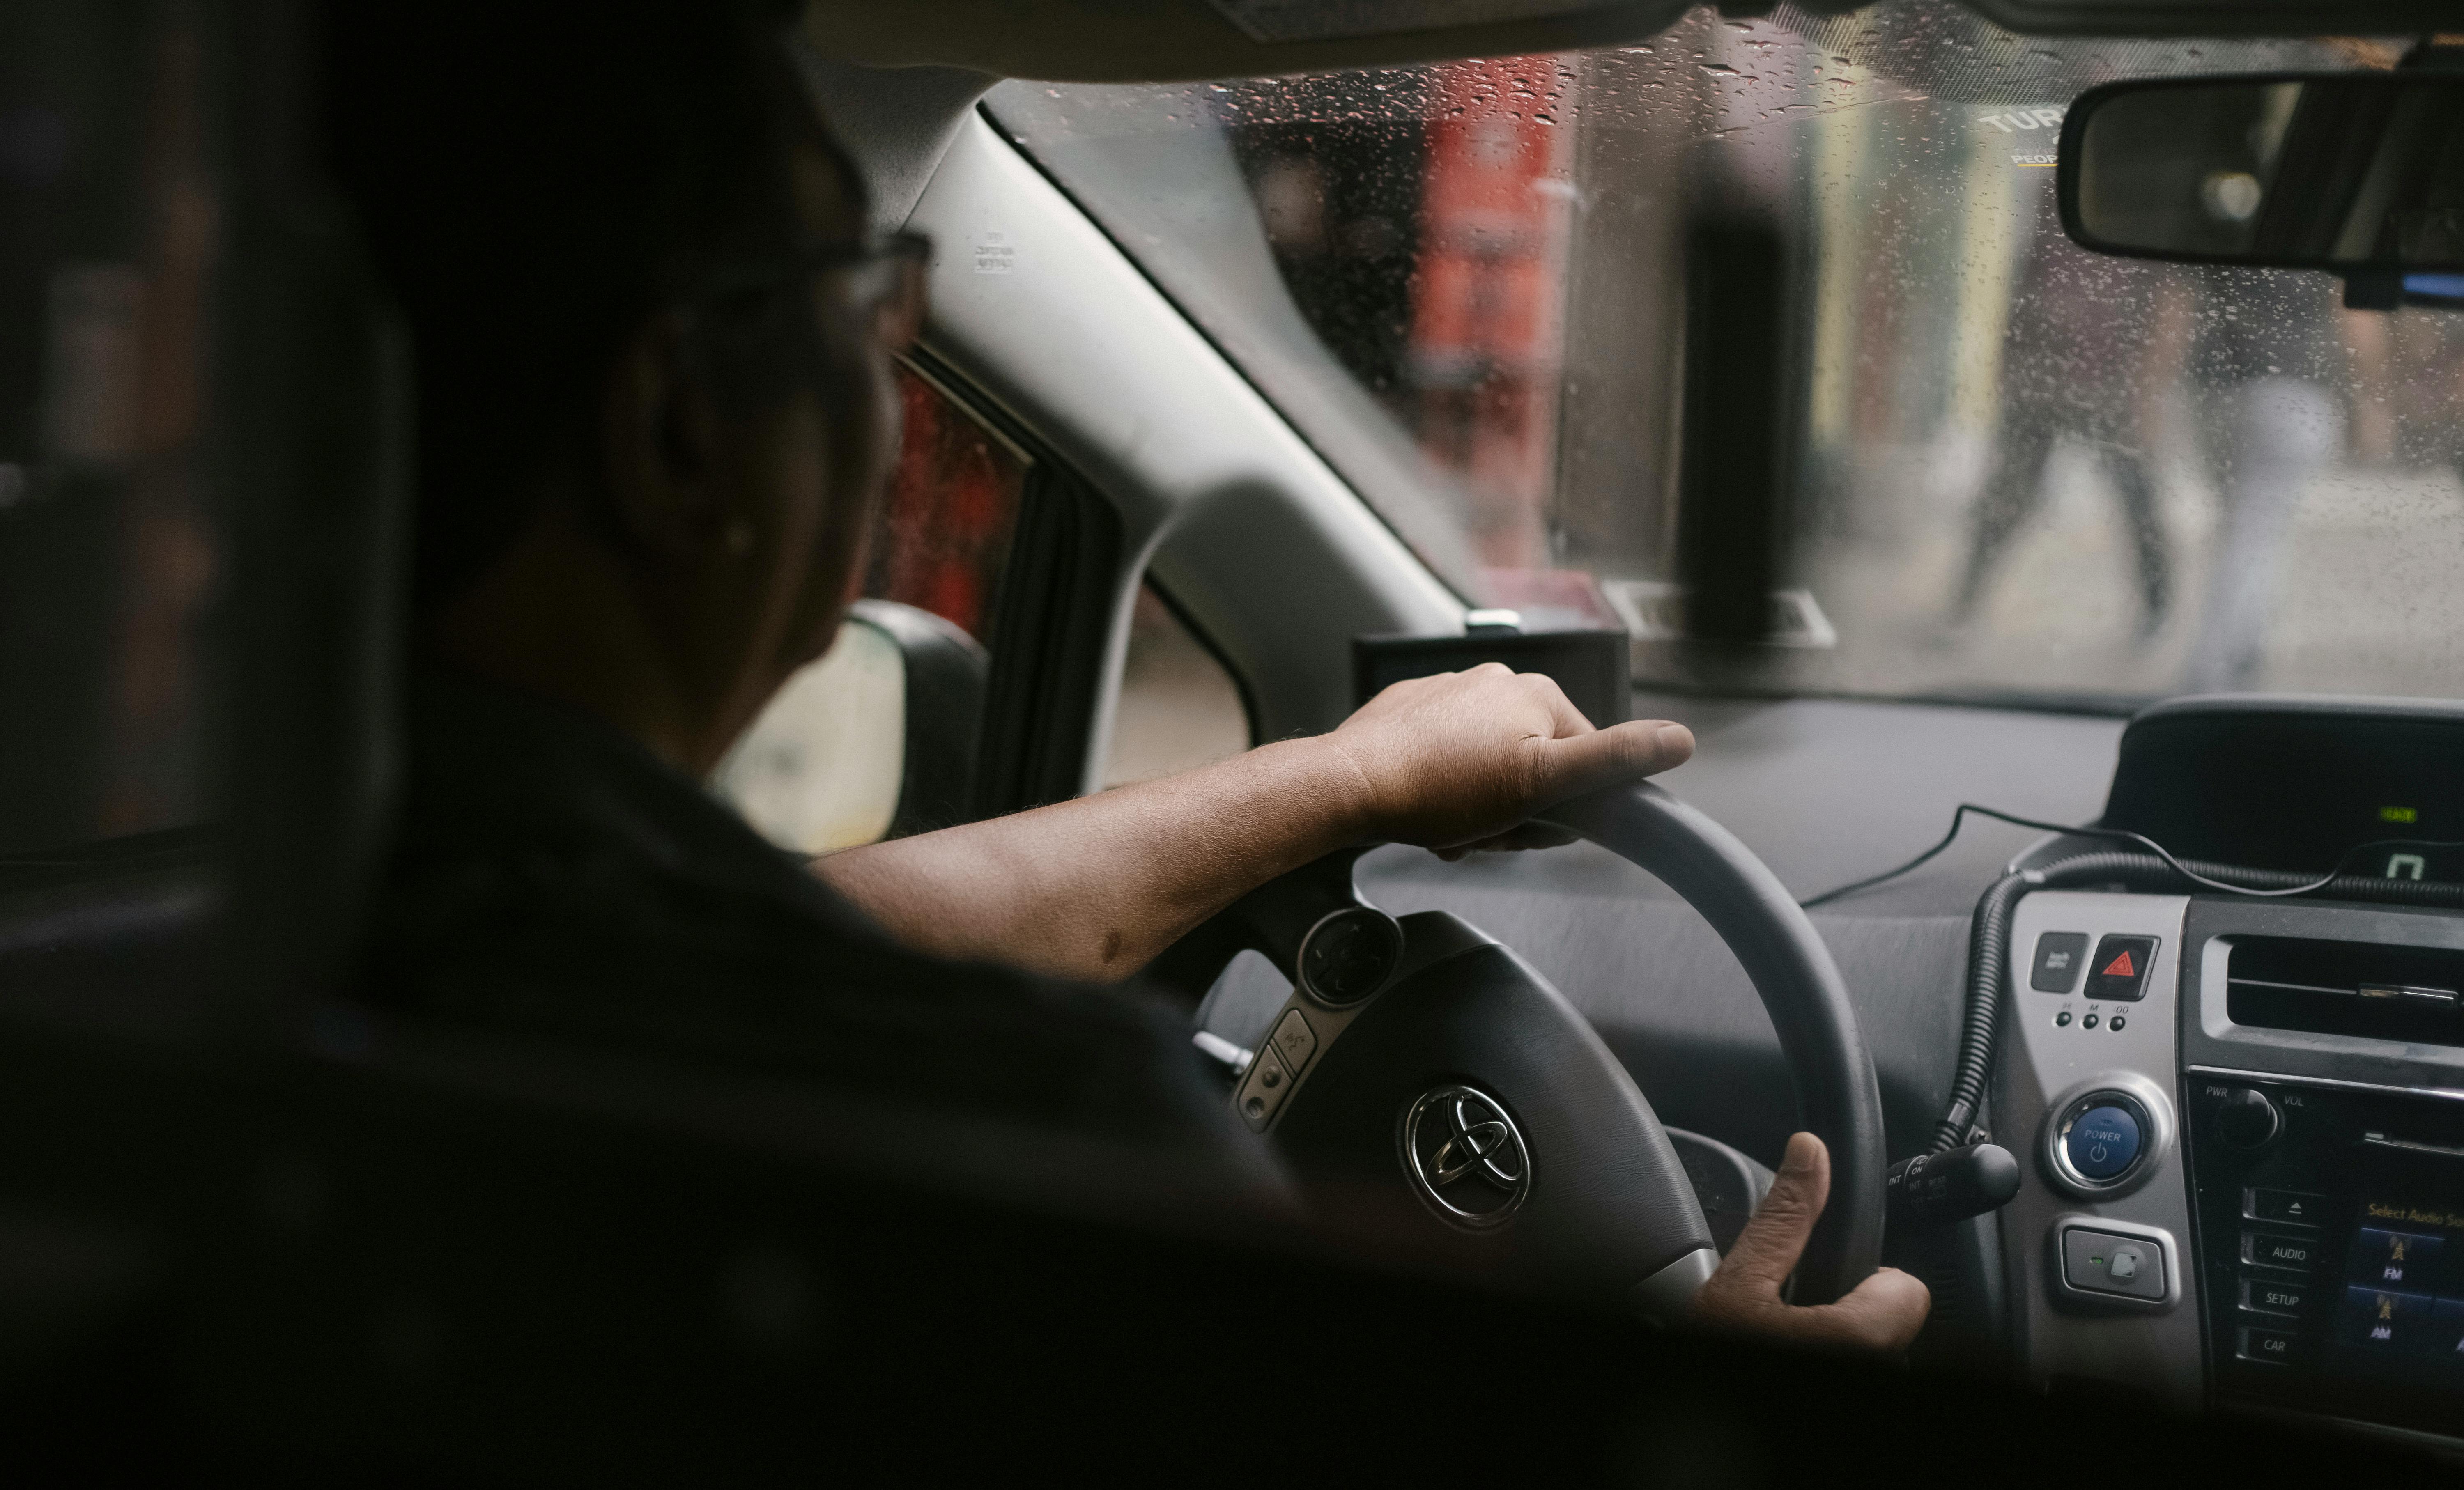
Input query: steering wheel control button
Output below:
<box><xmin>1268</xmin><ymin>1010</ymin><xmax>1317</xmax><ymax>1074</ymax></box>
<box><xmin>2031</xmin><ymin>932</ymin><xmax>2090</xmax><ymax>992</ymax></box>
<box><xmin>1400</xmin><ymin>1084</ymin><xmax>1530</xmax><ymax>1229</ymax></box>
<box><xmin>2237</xmin><ymin>1326</ymin><xmax>2298</xmax><ymax>1365</ymax></box>
<box><xmin>2084</xmin><ymin>935</ymin><xmax>2158</xmax><ymax>1001</ymax></box>
<box><xmin>2242</xmin><ymin>1230</ymin><xmax>2318</xmax><ymax>1274</ymax></box>
<box><xmin>2241</xmin><ymin>1275</ymin><xmax>2309</xmax><ymax>1317</ymax></box>
<box><xmin>1296</xmin><ymin>907</ymin><xmax>1404</xmax><ymax>1006</ymax></box>
<box><xmin>1237</xmin><ymin>1048</ymin><xmax>1296</xmax><ymax>1132</ymax></box>
<box><xmin>2063</xmin><ymin>1104</ymin><xmax>2141</xmax><ymax>1181</ymax></box>
<box><xmin>2061</xmin><ymin>1226</ymin><xmax>2166</xmax><ymax>1301</ymax></box>
<box><xmin>2246</xmin><ymin>1187</ymin><xmax>2326</xmax><ymax>1228</ymax></box>
<box><xmin>2215</xmin><ymin>1086</ymin><xmax>2282</xmax><ymax>1152</ymax></box>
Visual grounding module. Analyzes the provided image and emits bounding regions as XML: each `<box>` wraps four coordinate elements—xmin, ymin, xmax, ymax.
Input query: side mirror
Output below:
<box><xmin>712</xmin><ymin>598</ymin><xmax>988</xmax><ymax>854</ymax></box>
<box><xmin>2059</xmin><ymin>72</ymin><xmax>2464</xmax><ymax>301</ymax></box>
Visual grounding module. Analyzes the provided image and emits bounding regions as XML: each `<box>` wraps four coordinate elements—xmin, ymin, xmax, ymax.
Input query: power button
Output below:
<box><xmin>2047</xmin><ymin>1088</ymin><xmax>2161</xmax><ymax>1196</ymax></box>
<box><xmin>2065</xmin><ymin>1104</ymin><xmax>2142</xmax><ymax>1180</ymax></box>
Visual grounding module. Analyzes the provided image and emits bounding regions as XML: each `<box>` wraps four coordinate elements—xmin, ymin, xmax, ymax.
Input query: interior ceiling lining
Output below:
<box><xmin>802</xmin><ymin>0</ymin><xmax>2464</xmax><ymax>82</ymax></box>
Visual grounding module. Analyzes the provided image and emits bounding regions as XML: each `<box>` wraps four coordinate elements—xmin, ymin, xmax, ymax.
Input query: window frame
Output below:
<box><xmin>895</xmin><ymin>348</ymin><xmax>1125</xmax><ymax>820</ymax></box>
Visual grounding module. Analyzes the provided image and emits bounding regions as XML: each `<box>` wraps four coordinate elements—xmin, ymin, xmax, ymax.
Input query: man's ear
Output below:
<box><xmin>599</xmin><ymin>309</ymin><xmax>730</xmax><ymax>564</ymax></box>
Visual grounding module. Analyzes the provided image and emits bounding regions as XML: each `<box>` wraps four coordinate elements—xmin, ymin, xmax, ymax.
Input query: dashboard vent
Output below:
<box><xmin>2227</xmin><ymin>935</ymin><xmax>2464</xmax><ymax>1047</ymax></box>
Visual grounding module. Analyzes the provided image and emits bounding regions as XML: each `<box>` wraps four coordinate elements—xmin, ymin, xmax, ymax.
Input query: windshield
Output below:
<box><xmin>988</xmin><ymin>4</ymin><xmax>2464</xmax><ymax>709</ymax></box>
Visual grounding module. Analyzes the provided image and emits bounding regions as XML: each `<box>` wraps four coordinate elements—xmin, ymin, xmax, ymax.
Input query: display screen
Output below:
<box><xmin>2335</xmin><ymin>1198</ymin><xmax>2464</xmax><ymax>1379</ymax></box>
<box><xmin>2102</xmin><ymin>704</ymin><xmax>2464</xmax><ymax>880</ymax></box>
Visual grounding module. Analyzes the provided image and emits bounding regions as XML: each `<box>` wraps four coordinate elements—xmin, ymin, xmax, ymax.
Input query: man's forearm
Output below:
<box><xmin>813</xmin><ymin>735</ymin><xmax>1374</xmax><ymax>983</ymax></box>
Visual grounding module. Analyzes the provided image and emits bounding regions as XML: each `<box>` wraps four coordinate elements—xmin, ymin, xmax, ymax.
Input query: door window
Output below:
<box><xmin>1102</xmin><ymin>582</ymin><xmax>1251</xmax><ymax>789</ymax></box>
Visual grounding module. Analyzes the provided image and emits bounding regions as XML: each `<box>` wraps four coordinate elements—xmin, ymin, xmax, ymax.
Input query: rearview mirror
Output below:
<box><xmin>2059</xmin><ymin>73</ymin><xmax>2464</xmax><ymax>281</ymax></box>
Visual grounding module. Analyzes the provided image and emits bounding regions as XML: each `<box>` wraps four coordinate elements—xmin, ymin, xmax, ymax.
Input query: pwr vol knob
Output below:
<box><xmin>2214</xmin><ymin>1086</ymin><xmax>2281</xmax><ymax>1152</ymax></box>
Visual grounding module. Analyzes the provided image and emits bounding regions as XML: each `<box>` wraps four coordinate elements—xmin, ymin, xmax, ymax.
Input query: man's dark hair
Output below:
<box><xmin>324</xmin><ymin>0</ymin><xmax>856</xmax><ymax>604</ymax></box>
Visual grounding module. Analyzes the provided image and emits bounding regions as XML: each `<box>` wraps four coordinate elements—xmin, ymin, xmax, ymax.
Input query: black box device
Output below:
<box><xmin>1352</xmin><ymin>627</ymin><xmax>1628</xmax><ymax>729</ymax></box>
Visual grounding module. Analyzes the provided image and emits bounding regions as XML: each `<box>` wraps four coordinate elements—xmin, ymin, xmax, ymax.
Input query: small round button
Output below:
<box><xmin>2110</xmin><ymin>1014</ymin><xmax>2127</xmax><ymax>1032</ymax></box>
<box><xmin>2054</xmin><ymin>1011</ymin><xmax>2072</xmax><ymax>1027</ymax></box>
<box><xmin>2082</xmin><ymin>1013</ymin><xmax>2100</xmax><ymax>1030</ymax></box>
<box><xmin>1298</xmin><ymin>907</ymin><xmax>1404</xmax><ymax>1005</ymax></box>
<box><xmin>2065</xmin><ymin>1103</ymin><xmax>2142</xmax><ymax>1181</ymax></box>
<box><xmin>2216</xmin><ymin>1086</ymin><xmax>2282</xmax><ymax>1152</ymax></box>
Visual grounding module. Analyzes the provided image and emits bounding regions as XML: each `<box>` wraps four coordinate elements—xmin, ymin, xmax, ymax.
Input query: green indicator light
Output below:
<box><xmin>2381</xmin><ymin>806</ymin><xmax>2419</xmax><ymax>824</ymax></box>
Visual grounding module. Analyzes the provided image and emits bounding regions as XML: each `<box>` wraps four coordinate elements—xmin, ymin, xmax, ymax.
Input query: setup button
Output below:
<box><xmin>2240</xmin><ymin>1275</ymin><xmax>2309</xmax><ymax>1317</ymax></box>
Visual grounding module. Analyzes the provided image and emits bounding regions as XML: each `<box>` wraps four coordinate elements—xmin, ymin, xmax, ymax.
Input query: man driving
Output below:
<box><xmin>331</xmin><ymin>0</ymin><xmax>1924</xmax><ymax>1351</ymax></box>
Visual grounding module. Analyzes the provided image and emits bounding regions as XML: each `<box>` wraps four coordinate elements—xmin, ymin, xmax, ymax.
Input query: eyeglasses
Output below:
<box><xmin>698</xmin><ymin>232</ymin><xmax>932</xmax><ymax>356</ymax></box>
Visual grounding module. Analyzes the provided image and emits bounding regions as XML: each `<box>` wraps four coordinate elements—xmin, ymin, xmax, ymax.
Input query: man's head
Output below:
<box><xmin>326</xmin><ymin>0</ymin><xmax>909</xmax><ymax>769</ymax></box>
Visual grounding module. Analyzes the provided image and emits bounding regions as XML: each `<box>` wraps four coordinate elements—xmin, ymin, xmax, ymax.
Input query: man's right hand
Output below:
<box><xmin>1690</xmin><ymin>1132</ymin><xmax>1931</xmax><ymax>1351</ymax></box>
<box><xmin>1320</xmin><ymin>663</ymin><xmax>1695</xmax><ymax>858</ymax></box>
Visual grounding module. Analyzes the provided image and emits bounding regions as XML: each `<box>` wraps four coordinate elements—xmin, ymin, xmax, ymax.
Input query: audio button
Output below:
<box><xmin>2243</xmin><ymin>1231</ymin><xmax>2319</xmax><ymax>1273</ymax></box>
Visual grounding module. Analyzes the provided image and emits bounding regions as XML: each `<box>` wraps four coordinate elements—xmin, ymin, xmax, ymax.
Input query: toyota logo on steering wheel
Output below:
<box><xmin>1401</xmin><ymin>1084</ymin><xmax>1531</xmax><ymax>1228</ymax></box>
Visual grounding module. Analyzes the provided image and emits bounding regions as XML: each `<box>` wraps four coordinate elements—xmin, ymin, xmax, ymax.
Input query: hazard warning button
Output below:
<box><xmin>2085</xmin><ymin>934</ymin><xmax>2158</xmax><ymax>1003</ymax></box>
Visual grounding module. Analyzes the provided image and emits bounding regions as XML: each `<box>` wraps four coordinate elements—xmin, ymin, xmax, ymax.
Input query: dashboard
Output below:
<box><xmin>1356</xmin><ymin>689</ymin><xmax>2464</xmax><ymax>1447</ymax></box>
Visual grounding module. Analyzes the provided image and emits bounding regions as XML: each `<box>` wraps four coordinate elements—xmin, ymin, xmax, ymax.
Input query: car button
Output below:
<box><xmin>2084</xmin><ymin>935</ymin><xmax>2158</xmax><ymax>1002</ymax></box>
<box><xmin>2236</xmin><ymin>1326</ymin><xmax>2298</xmax><ymax>1364</ymax></box>
<box><xmin>2031</xmin><ymin>932</ymin><xmax>2089</xmax><ymax>992</ymax></box>
<box><xmin>2240</xmin><ymin>1275</ymin><xmax>2308</xmax><ymax>1316</ymax></box>
<box><xmin>2245</xmin><ymin>1187</ymin><xmax>2325</xmax><ymax>1228</ymax></box>
<box><xmin>2350</xmin><ymin>1226</ymin><xmax>2443</xmax><ymax>1288</ymax></box>
<box><xmin>2063</xmin><ymin>1104</ymin><xmax>2141</xmax><ymax>1181</ymax></box>
<box><xmin>1269</xmin><ymin>1010</ymin><xmax>1317</xmax><ymax>1075</ymax></box>
<box><xmin>2242</xmin><ymin>1230</ymin><xmax>2318</xmax><ymax>1272</ymax></box>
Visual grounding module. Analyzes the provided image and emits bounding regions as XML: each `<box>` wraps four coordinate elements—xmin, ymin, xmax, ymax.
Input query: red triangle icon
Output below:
<box><xmin>2102</xmin><ymin>950</ymin><xmax>2136</xmax><ymax>978</ymax></box>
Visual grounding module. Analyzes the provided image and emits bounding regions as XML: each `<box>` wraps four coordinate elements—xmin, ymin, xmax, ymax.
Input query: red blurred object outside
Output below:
<box><xmin>1407</xmin><ymin>57</ymin><xmax>1578</xmax><ymax>577</ymax></box>
<box><xmin>866</xmin><ymin>364</ymin><xmax>1027</xmax><ymax>644</ymax></box>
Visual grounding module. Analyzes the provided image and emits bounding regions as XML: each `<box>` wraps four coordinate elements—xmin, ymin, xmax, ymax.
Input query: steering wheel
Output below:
<box><xmin>1181</xmin><ymin>780</ymin><xmax>1885</xmax><ymax>1317</ymax></box>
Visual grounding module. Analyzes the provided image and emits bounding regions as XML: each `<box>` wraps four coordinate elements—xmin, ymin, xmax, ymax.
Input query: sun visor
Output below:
<box><xmin>809</xmin><ymin>0</ymin><xmax>2448</xmax><ymax>81</ymax></box>
<box><xmin>1962</xmin><ymin>0</ymin><xmax>2459</xmax><ymax>35</ymax></box>
<box><xmin>804</xmin><ymin>0</ymin><xmax>1699</xmax><ymax>82</ymax></box>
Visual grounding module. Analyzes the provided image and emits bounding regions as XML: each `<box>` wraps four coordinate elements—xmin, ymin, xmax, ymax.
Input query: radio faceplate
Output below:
<box><xmin>2184</xmin><ymin>1072</ymin><xmax>2464</xmax><ymax>1434</ymax></box>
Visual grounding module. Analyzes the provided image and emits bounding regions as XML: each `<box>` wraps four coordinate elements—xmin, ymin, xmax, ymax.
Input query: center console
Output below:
<box><xmin>2179</xmin><ymin>895</ymin><xmax>2464</xmax><ymax>1439</ymax></box>
<box><xmin>1991</xmin><ymin>698</ymin><xmax>2464</xmax><ymax>1443</ymax></box>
